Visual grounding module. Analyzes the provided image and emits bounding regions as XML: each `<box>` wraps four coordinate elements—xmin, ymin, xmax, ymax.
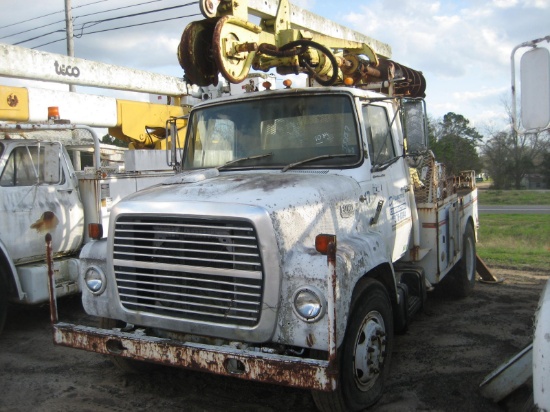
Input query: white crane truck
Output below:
<box><xmin>47</xmin><ymin>1</ymin><xmax>481</xmax><ymax>410</ymax></box>
<box><xmin>0</xmin><ymin>43</ymin><xmax>189</xmax><ymax>334</ymax></box>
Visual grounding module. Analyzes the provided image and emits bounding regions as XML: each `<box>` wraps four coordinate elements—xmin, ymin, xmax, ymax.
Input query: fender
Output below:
<box><xmin>333</xmin><ymin>231</ymin><xmax>398</xmax><ymax>346</ymax></box>
<box><xmin>0</xmin><ymin>239</ymin><xmax>25</xmax><ymax>301</ymax></box>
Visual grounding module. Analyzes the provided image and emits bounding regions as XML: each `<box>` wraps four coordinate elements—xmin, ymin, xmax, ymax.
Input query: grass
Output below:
<box><xmin>477</xmin><ymin>214</ymin><xmax>550</xmax><ymax>271</ymax></box>
<box><xmin>478</xmin><ymin>189</ymin><xmax>550</xmax><ymax>205</ymax></box>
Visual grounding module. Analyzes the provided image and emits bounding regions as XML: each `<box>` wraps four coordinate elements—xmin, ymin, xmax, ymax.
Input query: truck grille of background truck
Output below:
<box><xmin>112</xmin><ymin>215</ymin><xmax>264</xmax><ymax>327</ymax></box>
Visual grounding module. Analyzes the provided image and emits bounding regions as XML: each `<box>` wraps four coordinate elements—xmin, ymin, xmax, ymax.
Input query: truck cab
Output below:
<box><xmin>81</xmin><ymin>87</ymin><xmax>416</xmax><ymax>339</ymax></box>
<box><xmin>0</xmin><ymin>138</ymin><xmax>84</xmax><ymax>305</ymax></box>
<box><xmin>0</xmin><ymin>121</ymin><xmax>182</xmax><ymax>334</ymax></box>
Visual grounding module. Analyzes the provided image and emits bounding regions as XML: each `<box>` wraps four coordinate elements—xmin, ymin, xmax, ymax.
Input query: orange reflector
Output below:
<box><xmin>344</xmin><ymin>77</ymin><xmax>354</xmax><ymax>86</ymax></box>
<box><xmin>315</xmin><ymin>234</ymin><xmax>337</xmax><ymax>255</ymax></box>
<box><xmin>88</xmin><ymin>223</ymin><xmax>103</xmax><ymax>240</ymax></box>
<box><xmin>283</xmin><ymin>79</ymin><xmax>292</xmax><ymax>88</ymax></box>
<box><xmin>48</xmin><ymin>106</ymin><xmax>60</xmax><ymax>120</ymax></box>
<box><xmin>262</xmin><ymin>81</ymin><xmax>272</xmax><ymax>90</ymax></box>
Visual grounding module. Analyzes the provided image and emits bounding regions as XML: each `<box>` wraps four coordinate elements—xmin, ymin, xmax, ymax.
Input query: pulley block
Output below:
<box><xmin>212</xmin><ymin>16</ymin><xmax>262</xmax><ymax>84</ymax></box>
<box><xmin>177</xmin><ymin>20</ymin><xmax>219</xmax><ymax>86</ymax></box>
<box><xmin>200</xmin><ymin>0</ymin><xmax>220</xmax><ymax>18</ymax></box>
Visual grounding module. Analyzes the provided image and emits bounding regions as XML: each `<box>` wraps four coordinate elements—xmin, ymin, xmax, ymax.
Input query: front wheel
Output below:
<box><xmin>312</xmin><ymin>278</ymin><xmax>393</xmax><ymax>412</ymax></box>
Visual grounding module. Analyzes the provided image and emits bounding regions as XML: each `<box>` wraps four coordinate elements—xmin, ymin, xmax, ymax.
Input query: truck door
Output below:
<box><xmin>362</xmin><ymin>103</ymin><xmax>412</xmax><ymax>262</ymax></box>
<box><xmin>0</xmin><ymin>142</ymin><xmax>84</xmax><ymax>265</ymax></box>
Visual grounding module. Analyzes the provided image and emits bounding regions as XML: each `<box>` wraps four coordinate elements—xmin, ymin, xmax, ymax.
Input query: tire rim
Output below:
<box><xmin>353</xmin><ymin>310</ymin><xmax>386</xmax><ymax>391</ymax></box>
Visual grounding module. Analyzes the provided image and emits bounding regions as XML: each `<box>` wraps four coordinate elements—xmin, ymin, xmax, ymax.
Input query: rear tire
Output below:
<box><xmin>312</xmin><ymin>278</ymin><xmax>393</xmax><ymax>411</ymax></box>
<box><xmin>444</xmin><ymin>223</ymin><xmax>476</xmax><ymax>298</ymax></box>
<box><xmin>99</xmin><ymin>318</ymin><xmax>156</xmax><ymax>373</ymax></box>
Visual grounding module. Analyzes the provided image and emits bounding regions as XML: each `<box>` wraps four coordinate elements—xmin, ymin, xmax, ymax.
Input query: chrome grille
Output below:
<box><xmin>113</xmin><ymin>215</ymin><xmax>263</xmax><ymax>326</ymax></box>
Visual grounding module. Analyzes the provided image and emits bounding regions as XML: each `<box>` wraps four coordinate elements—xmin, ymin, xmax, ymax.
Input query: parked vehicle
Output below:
<box><xmin>0</xmin><ymin>43</ymin><xmax>189</xmax><ymax>334</ymax></box>
<box><xmin>47</xmin><ymin>1</ymin><xmax>484</xmax><ymax>410</ymax></box>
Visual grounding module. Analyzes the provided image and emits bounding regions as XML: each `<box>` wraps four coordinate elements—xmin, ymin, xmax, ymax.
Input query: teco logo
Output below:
<box><xmin>7</xmin><ymin>93</ymin><xmax>18</xmax><ymax>107</ymax></box>
<box><xmin>54</xmin><ymin>61</ymin><xmax>80</xmax><ymax>78</ymax></box>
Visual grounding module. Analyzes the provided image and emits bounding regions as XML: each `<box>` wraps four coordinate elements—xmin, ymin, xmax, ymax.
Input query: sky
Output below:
<box><xmin>1</xmin><ymin>0</ymin><xmax>549</xmax><ymax>134</ymax></box>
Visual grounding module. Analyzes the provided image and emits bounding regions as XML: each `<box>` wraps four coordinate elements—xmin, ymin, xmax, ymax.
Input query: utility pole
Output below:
<box><xmin>64</xmin><ymin>0</ymin><xmax>75</xmax><ymax>92</ymax></box>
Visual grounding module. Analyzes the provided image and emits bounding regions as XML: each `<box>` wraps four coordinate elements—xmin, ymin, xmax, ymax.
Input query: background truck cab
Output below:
<box><xmin>0</xmin><ymin>138</ymin><xmax>83</xmax><ymax>306</ymax></box>
<box><xmin>0</xmin><ymin>41</ymin><xmax>190</xmax><ymax>334</ymax></box>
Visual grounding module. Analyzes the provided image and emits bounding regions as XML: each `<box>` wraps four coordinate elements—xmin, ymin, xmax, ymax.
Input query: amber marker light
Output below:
<box><xmin>315</xmin><ymin>234</ymin><xmax>337</xmax><ymax>255</ymax></box>
<box><xmin>344</xmin><ymin>77</ymin><xmax>354</xmax><ymax>86</ymax></box>
<box><xmin>283</xmin><ymin>79</ymin><xmax>293</xmax><ymax>88</ymax></box>
<box><xmin>88</xmin><ymin>223</ymin><xmax>104</xmax><ymax>240</ymax></box>
<box><xmin>48</xmin><ymin>106</ymin><xmax>60</xmax><ymax>120</ymax></box>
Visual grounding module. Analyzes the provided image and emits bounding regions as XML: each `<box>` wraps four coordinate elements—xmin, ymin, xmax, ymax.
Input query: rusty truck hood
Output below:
<box><xmin>127</xmin><ymin>170</ymin><xmax>359</xmax><ymax>215</ymax></box>
<box><xmin>122</xmin><ymin>170</ymin><xmax>363</xmax><ymax>250</ymax></box>
<box><xmin>99</xmin><ymin>170</ymin><xmax>376</xmax><ymax>343</ymax></box>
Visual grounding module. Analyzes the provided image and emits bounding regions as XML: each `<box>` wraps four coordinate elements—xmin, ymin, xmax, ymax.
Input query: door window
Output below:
<box><xmin>0</xmin><ymin>145</ymin><xmax>64</xmax><ymax>187</ymax></box>
<box><xmin>363</xmin><ymin>105</ymin><xmax>396</xmax><ymax>165</ymax></box>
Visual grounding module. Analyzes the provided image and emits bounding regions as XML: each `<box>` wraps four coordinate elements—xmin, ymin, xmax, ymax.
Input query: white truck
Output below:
<box><xmin>0</xmin><ymin>43</ymin><xmax>189</xmax><ymax>334</ymax></box>
<box><xmin>47</xmin><ymin>1</ymin><xmax>481</xmax><ymax>410</ymax></box>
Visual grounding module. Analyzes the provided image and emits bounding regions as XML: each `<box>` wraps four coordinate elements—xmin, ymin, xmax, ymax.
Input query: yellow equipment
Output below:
<box><xmin>178</xmin><ymin>0</ymin><xmax>425</xmax><ymax>97</ymax></box>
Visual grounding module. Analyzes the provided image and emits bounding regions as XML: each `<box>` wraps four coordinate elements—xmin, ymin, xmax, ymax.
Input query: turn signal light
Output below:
<box><xmin>315</xmin><ymin>234</ymin><xmax>336</xmax><ymax>255</ymax></box>
<box><xmin>344</xmin><ymin>77</ymin><xmax>354</xmax><ymax>86</ymax></box>
<box><xmin>283</xmin><ymin>79</ymin><xmax>293</xmax><ymax>88</ymax></box>
<box><xmin>88</xmin><ymin>223</ymin><xmax>104</xmax><ymax>240</ymax></box>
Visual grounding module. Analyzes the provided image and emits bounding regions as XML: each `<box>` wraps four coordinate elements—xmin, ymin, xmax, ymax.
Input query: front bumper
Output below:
<box><xmin>53</xmin><ymin>322</ymin><xmax>338</xmax><ymax>391</ymax></box>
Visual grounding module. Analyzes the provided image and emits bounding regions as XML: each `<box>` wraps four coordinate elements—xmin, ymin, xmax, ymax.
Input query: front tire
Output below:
<box><xmin>0</xmin><ymin>273</ymin><xmax>8</xmax><ymax>335</ymax></box>
<box><xmin>312</xmin><ymin>278</ymin><xmax>393</xmax><ymax>411</ymax></box>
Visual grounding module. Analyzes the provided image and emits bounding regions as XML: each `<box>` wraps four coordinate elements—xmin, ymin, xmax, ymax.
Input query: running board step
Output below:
<box><xmin>407</xmin><ymin>295</ymin><xmax>422</xmax><ymax>318</ymax></box>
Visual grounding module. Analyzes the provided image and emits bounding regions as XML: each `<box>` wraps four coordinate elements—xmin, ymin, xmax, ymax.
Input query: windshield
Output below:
<box><xmin>183</xmin><ymin>94</ymin><xmax>361</xmax><ymax>170</ymax></box>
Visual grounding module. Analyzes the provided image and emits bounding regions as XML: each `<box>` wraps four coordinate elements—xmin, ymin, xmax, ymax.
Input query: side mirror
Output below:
<box><xmin>520</xmin><ymin>47</ymin><xmax>550</xmax><ymax>131</ymax></box>
<box><xmin>402</xmin><ymin>99</ymin><xmax>428</xmax><ymax>154</ymax></box>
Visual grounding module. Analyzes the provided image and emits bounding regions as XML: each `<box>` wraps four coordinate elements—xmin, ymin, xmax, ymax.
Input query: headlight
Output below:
<box><xmin>293</xmin><ymin>286</ymin><xmax>326</xmax><ymax>322</ymax></box>
<box><xmin>84</xmin><ymin>266</ymin><xmax>106</xmax><ymax>295</ymax></box>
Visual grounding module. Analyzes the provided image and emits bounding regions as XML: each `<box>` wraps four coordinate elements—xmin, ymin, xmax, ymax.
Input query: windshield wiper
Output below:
<box><xmin>282</xmin><ymin>153</ymin><xmax>356</xmax><ymax>172</ymax></box>
<box><xmin>371</xmin><ymin>156</ymin><xmax>401</xmax><ymax>172</ymax></box>
<box><xmin>217</xmin><ymin>153</ymin><xmax>272</xmax><ymax>170</ymax></box>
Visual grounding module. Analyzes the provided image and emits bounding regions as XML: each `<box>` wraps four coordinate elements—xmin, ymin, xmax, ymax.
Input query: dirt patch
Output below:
<box><xmin>0</xmin><ymin>268</ymin><xmax>547</xmax><ymax>412</ymax></box>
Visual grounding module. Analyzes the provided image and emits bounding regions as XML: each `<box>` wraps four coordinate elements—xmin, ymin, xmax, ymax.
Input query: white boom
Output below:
<box><xmin>0</xmin><ymin>43</ymin><xmax>187</xmax><ymax>97</ymax></box>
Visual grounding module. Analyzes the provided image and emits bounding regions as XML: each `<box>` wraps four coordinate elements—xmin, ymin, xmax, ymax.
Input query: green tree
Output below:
<box><xmin>439</xmin><ymin>112</ymin><xmax>483</xmax><ymax>142</ymax></box>
<box><xmin>482</xmin><ymin>131</ymin><xmax>515</xmax><ymax>189</ymax></box>
<box><xmin>482</xmin><ymin>128</ymin><xmax>548</xmax><ymax>189</ymax></box>
<box><xmin>482</xmin><ymin>100</ymin><xmax>549</xmax><ymax>189</ymax></box>
<box><xmin>429</xmin><ymin>112</ymin><xmax>482</xmax><ymax>175</ymax></box>
<box><xmin>542</xmin><ymin>152</ymin><xmax>550</xmax><ymax>187</ymax></box>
